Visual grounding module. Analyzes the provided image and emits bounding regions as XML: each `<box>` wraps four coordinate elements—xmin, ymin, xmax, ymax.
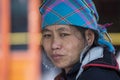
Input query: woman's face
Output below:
<box><xmin>42</xmin><ymin>25</ymin><xmax>86</xmax><ymax>73</ymax></box>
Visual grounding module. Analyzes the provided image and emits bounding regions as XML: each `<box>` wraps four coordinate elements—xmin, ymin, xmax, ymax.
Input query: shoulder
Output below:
<box><xmin>78</xmin><ymin>67</ymin><xmax>120</xmax><ymax>80</ymax></box>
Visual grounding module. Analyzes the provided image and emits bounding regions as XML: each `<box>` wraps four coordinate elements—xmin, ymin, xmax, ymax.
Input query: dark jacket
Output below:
<box><xmin>55</xmin><ymin>48</ymin><xmax>120</xmax><ymax>80</ymax></box>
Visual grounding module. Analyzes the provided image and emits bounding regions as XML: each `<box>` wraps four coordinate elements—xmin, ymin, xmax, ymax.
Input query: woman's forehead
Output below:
<box><xmin>43</xmin><ymin>25</ymin><xmax>77</xmax><ymax>32</ymax></box>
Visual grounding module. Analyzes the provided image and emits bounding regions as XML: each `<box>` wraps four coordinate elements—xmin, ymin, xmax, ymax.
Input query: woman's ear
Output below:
<box><xmin>85</xmin><ymin>29</ymin><xmax>95</xmax><ymax>46</ymax></box>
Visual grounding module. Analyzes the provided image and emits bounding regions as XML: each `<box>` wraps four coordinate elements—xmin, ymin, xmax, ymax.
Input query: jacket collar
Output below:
<box><xmin>83</xmin><ymin>48</ymin><xmax>119</xmax><ymax>70</ymax></box>
<box><xmin>76</xmin><ymin>46</ymin><xmax>104</xmax><ymax>79</ymax></box>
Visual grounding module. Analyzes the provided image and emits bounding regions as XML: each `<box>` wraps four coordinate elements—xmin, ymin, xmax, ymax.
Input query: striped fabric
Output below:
<box><xmin>40</xmin><ymin>0</ymin><xmax>115</xmax><ymax>53</ymax></box>
<box><xmin>40</xmin><ymin>0</ymin><xmax>98</xmax><ymax>30</ymax></box>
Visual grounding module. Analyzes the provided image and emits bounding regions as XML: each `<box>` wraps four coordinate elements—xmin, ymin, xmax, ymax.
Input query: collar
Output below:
<box><xmin>76</xmin><ymin>46</ymin><xmax>119</xmax><ymax>80</ymax></box>
<box><xmin>76</xmin><ymin>46</ymin><xmax>104</xmax><ymax>79</ymax></box>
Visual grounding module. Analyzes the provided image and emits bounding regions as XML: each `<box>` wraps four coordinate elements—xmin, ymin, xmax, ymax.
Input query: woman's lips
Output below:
<box><xmin>51</xmin><ymin>54</ymin><xmax>63</xmax><ymax>61</ymax></box>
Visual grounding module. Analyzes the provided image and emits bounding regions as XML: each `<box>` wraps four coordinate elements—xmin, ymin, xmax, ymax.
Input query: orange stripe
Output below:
<box><xmin>0</xmin><ymin>0</ymin><xmax>10</xmax><ymax>80</ymax></box>
<box><xmin>28</xmin><ymin>0</ymin><xmax>41</xmax><ymax>80</ymax></box>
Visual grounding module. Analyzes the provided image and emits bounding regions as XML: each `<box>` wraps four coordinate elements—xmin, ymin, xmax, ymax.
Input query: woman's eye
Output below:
<box><xmin>60</xmin><ymin>33</ymin><xmax>70</xmax><ymax>37</ymax></box>
<box><xmin>43</xmin><ymin>34</ymin><xmax>52</xmax><ymax>39</ymax></box>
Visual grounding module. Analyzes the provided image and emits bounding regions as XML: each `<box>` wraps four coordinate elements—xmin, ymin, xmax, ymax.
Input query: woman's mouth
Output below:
<box><xmin>51</xmin><ymin>54</ymin><xmax>63</xmax><ymax>61</ymax></box>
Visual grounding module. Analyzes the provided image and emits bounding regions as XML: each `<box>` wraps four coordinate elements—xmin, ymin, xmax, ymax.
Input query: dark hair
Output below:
<box><xmin>71</xmin><ymin>25</ymin><xmax>99</xmax><ymax>47</ymax></box>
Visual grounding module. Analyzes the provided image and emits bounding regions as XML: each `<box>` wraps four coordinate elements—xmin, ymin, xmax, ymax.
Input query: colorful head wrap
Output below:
<box><xmin>40</xmin><ymin>0</ymin><xmax>115</xmax><ymax>53</ymax></box>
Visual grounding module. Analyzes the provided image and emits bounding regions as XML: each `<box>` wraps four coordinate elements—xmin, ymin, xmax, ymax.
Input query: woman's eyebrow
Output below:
<box><xmin>42</xmin><ymin>29</ymin><xmax>51</xmax><ymax>33</ymax></box>
<box><xmin>57</xmin><ymin>27</ymin><xmax>70</xmax><ymax>32</ymax></box>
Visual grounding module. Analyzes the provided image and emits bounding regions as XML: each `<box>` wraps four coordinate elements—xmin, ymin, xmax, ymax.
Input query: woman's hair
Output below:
<box><xmin>71</xmin><ymin>25</ymin><xmax>99</xmax><ymax>47</ymax></box>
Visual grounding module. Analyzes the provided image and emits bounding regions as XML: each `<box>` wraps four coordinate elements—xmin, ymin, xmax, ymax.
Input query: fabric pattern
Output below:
<box><xmin>40</xmin><ymin>0</ymin><xmax>98</xmax><ymax>31</ymax></box>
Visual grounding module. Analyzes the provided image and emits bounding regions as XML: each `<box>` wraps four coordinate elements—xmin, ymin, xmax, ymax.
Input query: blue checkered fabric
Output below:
<box><xmin>40</xmin><ymin>0</ymin><xmax>98</xmax><ymax>31</ymax></box>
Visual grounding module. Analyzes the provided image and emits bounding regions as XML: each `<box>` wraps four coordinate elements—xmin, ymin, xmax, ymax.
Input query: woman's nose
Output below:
<box><xmin>51</xmin><ymin>37</ymin><xmax>61</xmax><ymax>50</ymax></box>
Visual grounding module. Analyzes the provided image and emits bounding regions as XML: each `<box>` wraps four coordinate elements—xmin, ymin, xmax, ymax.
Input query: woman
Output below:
<box><xmin>40</xmin><ymin>0</ymin><xmax>120</xmax><ymax>80</ymax></box>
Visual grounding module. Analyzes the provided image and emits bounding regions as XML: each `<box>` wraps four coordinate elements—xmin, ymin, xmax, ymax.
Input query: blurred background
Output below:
<box><xmin>0</xmin><ymin>0</ymin><xmax>120</xmax><ymax>80</ymax></box>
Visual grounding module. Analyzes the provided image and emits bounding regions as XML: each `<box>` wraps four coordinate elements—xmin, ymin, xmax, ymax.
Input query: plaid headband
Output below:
<box><xmin>40</xmin><ymin>0</ymin><xmax>99</xmax><ymax>30</ymax></box>
<box><xmin>40</xmin><ymin>0</ymin><xmax>115</xmax><ymax>53</ymax></box>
